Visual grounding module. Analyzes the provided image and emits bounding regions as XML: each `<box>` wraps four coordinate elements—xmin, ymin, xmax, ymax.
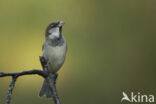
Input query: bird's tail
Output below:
<box><xmin>39</xmin><ymin>75</ymin><xmax>53</xmax><ymax>98</ymax></box>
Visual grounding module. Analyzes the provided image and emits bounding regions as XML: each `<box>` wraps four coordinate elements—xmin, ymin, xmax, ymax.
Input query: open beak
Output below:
<box><xmin>58</xmin><ymin>21</ymin><xmax>65</xmax><ymax>27</ymax></box>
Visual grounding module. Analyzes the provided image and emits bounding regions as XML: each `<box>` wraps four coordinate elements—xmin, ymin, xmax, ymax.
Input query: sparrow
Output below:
<box><xmin>39</xmin><ymin>21</ymin><xmax>67</xmax><ymax>98</ymax></box>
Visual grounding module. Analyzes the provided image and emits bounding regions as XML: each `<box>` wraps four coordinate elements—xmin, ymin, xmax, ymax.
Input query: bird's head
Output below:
<box><xmin>45</xmin><ymin>21</ymin><xmax>65</xmax><ymax>39</ymax></box>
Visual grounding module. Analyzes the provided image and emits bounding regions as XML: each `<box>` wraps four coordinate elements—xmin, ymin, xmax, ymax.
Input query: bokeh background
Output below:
<box><xmin>0</xmin><ymin>0</ymin><xmax>156</xmax><ymax>104</ymax></box>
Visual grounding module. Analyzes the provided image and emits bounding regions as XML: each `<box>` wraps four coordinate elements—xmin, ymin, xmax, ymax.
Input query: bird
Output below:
<box><xmin>39</xmin><ymin>21</ymin><xmax>67</xmax><ymax>98</ymax></box>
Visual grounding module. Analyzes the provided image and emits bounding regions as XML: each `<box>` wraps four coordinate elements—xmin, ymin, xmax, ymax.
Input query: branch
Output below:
<box><xmin>6</xmin><ymin>76</ymin><xmax>17</xmax><ymax>104</ymax></box>
<box><xmin>0</xmin><ymin>56</ymin><xmax>61</xmax><ymax>104</ymax></box>
<box><xmin>46</xmin><ymin>73</ymin><xmax>61</xmax><ymax>104</ymax></box>
<box><xmin>0</xmin><ymin>70</ymin><xmax>48</xmax><ymax>78</ymax></box>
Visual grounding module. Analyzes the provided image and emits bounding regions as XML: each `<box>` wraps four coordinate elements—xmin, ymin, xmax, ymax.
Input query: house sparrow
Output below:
<box><xmin>39</xmin><ymin>21</ymin><xmax>67</xmax><ymax>98</ymax></box>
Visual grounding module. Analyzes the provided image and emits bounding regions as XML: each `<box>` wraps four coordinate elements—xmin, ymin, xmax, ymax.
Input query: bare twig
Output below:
<box><xmin>0</xmin><ymin>70</ymin><xmax>48</xmax><ymax>78</ymax></box>
<box><xmin>0</xmin><ymin>56</ymin><xmax>61</xmax><ymax>104</ymax></box>
<box><xmin>6</xmin><ymin>76</ymin><xmax>17</xmax><ymax>104</ymax></box>
<box><xmin>46</xmin><ymin>73</ymin><xmax>61</xmax><ymax>104</ymax></box>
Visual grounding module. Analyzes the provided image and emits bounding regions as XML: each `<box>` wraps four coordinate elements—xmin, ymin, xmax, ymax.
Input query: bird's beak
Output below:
<box><xmin>58</xmin><ymin>21</ymin><xmax>65</xmax><ymax>27</ymax></box>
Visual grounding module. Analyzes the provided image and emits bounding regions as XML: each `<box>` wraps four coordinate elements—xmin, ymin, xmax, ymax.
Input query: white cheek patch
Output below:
<box><xmin>49</xmin><ymin>27</ymin><xmax>60</xmax><ymax>39</ymax></box>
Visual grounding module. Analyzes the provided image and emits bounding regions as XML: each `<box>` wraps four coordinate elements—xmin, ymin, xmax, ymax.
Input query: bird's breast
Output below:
<box><xmin>43</xmin><ymin>41</ymin><xmax>67</xmax><ymax>73</ymax></box>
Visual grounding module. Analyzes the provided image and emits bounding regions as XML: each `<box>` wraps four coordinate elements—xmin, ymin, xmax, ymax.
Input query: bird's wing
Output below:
<box><xmin>42</xmin><ymin>42</ymin><xmax>49</xmax><ymax>64</ymax></box>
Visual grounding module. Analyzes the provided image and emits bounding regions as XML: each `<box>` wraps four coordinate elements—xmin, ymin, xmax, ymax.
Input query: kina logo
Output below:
<box><xmin>121</xmin><ymin>92</ymin><xmax>154</xmax><ymax>103</ymax></box>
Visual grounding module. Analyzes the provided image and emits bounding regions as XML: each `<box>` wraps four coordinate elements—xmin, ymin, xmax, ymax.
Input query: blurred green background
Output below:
<box><xmin>0</xmin><ymin>0</ymin><xmax>156</xmax><ymax>104</ymax></box>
